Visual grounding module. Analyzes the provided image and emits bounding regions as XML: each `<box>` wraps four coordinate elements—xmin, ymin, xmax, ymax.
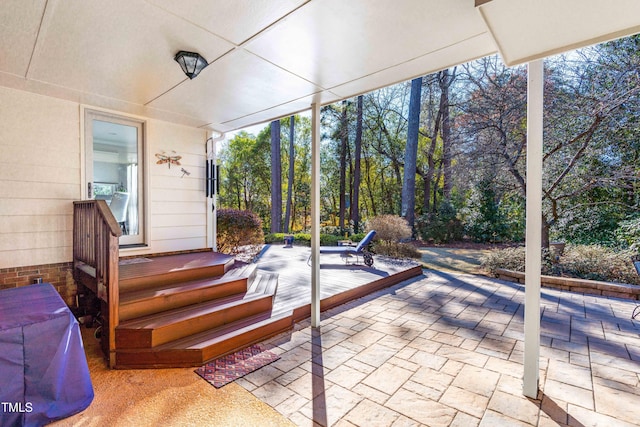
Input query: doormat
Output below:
<box><xmin>194</xmin><ymin>344</ymin><xmax>280</xmax><ymax>388</ymax></box>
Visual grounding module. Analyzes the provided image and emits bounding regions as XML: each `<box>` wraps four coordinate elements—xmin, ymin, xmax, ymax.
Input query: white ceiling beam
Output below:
<box><xmin>478</xmin><ymin>0</ymin><xmax>640</xmax><ymax>67</ymax></box>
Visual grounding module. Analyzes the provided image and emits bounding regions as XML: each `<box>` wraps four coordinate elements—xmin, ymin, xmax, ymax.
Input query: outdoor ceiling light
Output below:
<box><xmin>174</xmin><ymin>51</ymin><xmax>208</xmax><ymax>79</ymax></box>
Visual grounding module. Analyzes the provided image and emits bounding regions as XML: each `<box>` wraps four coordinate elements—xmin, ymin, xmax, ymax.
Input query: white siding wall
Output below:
<box><xmin>0</xmin><ymin>86</ymin><xmax>209</xmax><ymax>268</ymax></box>
<box><xmin>142</xmin><ymin>120</ymin><xmax>208</xmax><ymax>255</ymax></box>
<box><xmin>0</xmin><ymin>87</ymin><xmax>79</xmax><ymax>268</ymax></box>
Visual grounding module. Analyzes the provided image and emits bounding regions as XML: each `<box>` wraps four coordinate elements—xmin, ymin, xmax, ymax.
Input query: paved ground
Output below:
<box><xmin>237</xmin><ymin>269</ymin><xmax>640</xmax><ymax>427</ymax></box>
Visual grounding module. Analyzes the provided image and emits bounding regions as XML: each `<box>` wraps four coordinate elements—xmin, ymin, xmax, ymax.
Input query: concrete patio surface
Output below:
<box><xmin>237</xmin><ymin>268</ymin><xmax>640</xmax><ymax>426</ymax></box>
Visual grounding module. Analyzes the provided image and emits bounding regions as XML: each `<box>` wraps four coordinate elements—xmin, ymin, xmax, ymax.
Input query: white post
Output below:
<box><xmin>311</xmin><ymin>102</ymin><xmax>321</xmax><ymax>327</ymax></box>
<box><xmin>524</xmin><ymin>59</ymin><xmax>543</xmax><ymax>398</ymax></box>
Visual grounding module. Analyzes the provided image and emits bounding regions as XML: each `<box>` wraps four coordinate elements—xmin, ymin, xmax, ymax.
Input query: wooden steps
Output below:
<box><xmin>116</xmin><ymin>308</ymin><xmax>293</xmax><ymax>368</ymax></box>
<box><xmin>119</xmin><ymin>252</ymin><xmax>236</xmax><ymax>293</ymax></box>
<box><xmin>113</xmin><ymin>253</ymin><xmax>285</xmax><ymax>369</ymax></box>
<box><xmin>118</xmin><ymin>264</ymin><xmax>258</xmax><ymax>321</ymax></box>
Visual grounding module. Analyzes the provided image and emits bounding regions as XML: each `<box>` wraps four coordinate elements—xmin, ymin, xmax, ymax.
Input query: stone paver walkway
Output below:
<box><xmin>237</xmin><ymin>269</ymin><xmax>640</xmax><ymax>426</ymax></box>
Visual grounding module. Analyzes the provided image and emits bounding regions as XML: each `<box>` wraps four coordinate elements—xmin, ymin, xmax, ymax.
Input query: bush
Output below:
<box><xmin>462</xmin><ymin>178</ymin><xmax>515</xmax><ymax>243</ymax></box>
<box><xmin>614</xmin><ymin>217</ymin><xmax>640</xmax><ymax>250</ymax></box>
<box><xmin>320</xmin><ymin>224</ymin><xmax>354</xmax><ymax>237</ymax></box>
<box><xmin>291</xmin><ymin>233</ymin><xmax>311</xmax><ymax>246</ymax></box>
<box><xmin>217</xmin><ymin>209</ymin><xmax>264</xmax><ymax>254</ymax></box>
<box><xmin>263</xmin><ymin>233</ymin><xmax>341</xmax><ymax>246</ymax></box>
<box><xmin>373</xmin><ymin>241</ymin><xmax>421</xmax><ymax>259</ymax></box>
<box><xmin>481</xmin><ymin>247</ymin><xmax>527</xmax><ymax>274</ymax></box>
<box><xmin>415</xmin><ymin>202</ymin><xmax>464</xmax><ymax>243</ymax></box>
<box><xmin>320</xmin><ymin>234</ymin><xmax>342</xmax><ymax>246</ymax></box>
<box><xmin>350</xmin><ymin>232</ymin><xmax>367</xmax><ymax>243</ymax></box>
<box><xmin>264</xmin><ymin>233</ymin><xmax>286</xmax><ymax>244</ymax></box>
<box><xmin>560</xmin><ymin>245</ymin><xmax>639</xmax><ymax>284</ymax></box>
<box><xmin>481</xmin><ymin>245</ymin><xmax>640</xmax><ymax>285</ymax></box>
<box><xmin>366</xmin><ymin>215</ymin><xmax>412</xmax><ymax>242</ymax></box>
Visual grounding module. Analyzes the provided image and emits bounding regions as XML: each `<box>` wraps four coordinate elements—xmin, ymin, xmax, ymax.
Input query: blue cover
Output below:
<box><xmin>0</xmin><ymin>283</ymin><xmax>94</xmax><ymax>426</ymax></box>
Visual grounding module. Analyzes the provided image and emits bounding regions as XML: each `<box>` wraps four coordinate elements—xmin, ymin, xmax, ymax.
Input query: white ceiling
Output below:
<box><xmin>1</xmin><ymin>0</ymin><xmax>640</xmax><ymax>133</ymax></box>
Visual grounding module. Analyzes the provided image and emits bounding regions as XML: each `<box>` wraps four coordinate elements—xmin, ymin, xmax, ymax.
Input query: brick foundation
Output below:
<box><xmin>0</xmin><ymin>262</ymin><xmax>77</xmax><ymax>306</ymax></box>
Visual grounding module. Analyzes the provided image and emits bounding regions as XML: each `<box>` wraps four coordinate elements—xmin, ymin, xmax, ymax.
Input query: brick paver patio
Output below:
<box><xmin>238</xmin><ymin>264</ymin><xmax>640</xmax><ymax>426</ymax></box>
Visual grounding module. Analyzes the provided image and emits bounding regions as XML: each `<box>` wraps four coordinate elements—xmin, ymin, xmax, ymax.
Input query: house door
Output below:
<box><xmin>84</xmin><ymin>110</ymin><xmax>145</xmax><ymax>246</ymax></box>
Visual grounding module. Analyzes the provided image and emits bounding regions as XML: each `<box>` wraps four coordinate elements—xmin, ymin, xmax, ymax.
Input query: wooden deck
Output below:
<box><xmin>92</xmin><ymin>247</ymin><xmax>422</xmax><ymax>368</ymax></box>
<box><xmin>255</xmin><ymin>244</ymin><xmax>423</xmax><ymax>320</ymax></box>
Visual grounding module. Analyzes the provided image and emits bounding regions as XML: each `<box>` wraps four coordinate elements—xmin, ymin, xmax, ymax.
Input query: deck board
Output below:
<box><xmin>119</xmin><ymin>252</ymin><xmax>234</xmax><ymax>282</ymax></box>
<box><xmin>255</xmin><ymin>245</ymin><xmax>423</xmax><ymax>316</ymax></box>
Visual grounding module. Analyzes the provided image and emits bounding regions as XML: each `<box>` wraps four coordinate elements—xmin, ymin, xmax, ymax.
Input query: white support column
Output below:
<box><xmin>311</xmin><ymin>102</ymin><xmax>321</xmax><ymax>327</ymax></box>
<box><xmin>524</xmin><ymin>59</ymin><xmax>544</xmax><ymax>398</ymax></box>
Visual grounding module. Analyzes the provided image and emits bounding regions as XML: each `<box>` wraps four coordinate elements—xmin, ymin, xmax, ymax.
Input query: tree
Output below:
<box><xmin>417</xmin><ymin>74</ymin><xmax>442</xmax><ymax>214</ymax></box>
<box><xmin>459</xmin><ymin>43</ymin><xmax>640</xmax><ymax>247</ymax></box>
<box><xmin>363</xmin><ymin>86</ymin><xmax>409</xmax><ymax>215</ymax></box>
<box><xmin>218</xmin><ymin>131</ymin><xmax>270</xmax><ymax>217</ymax></box>
<box><xmin>339</xmin><ymin>100</ymin><xmax>348</xmax><ymax>231</ymax></box>
<box><xmin>352</xmin><ymin>95</ymin><xmax>364</xmax><ymax>233</ymax></box>
<box><xmin>284</xmin><ymin>115</ymin><xmax>295</xmax><ymax>233</ymax></box>
<box><xmin>270</xmin><ymin>120</ymin><xmax>282</xmax><ymax>233</ymax></box>
<box><xmin>401</xmin><ymin>77</ymin><xmax>422</xmax><ymax>229</ymax></box>
<box><xmin>438</xmin><ymin>68</ymin><xmax>456</xmax><ymax>201</ymax></box>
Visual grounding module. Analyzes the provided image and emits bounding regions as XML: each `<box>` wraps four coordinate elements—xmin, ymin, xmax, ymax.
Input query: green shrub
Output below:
<box><xmin>320</xmin><ymin>225</ymin><xmax>354</xmax><ymax>237</ymax></box>
<box><xmin>264</xmin><ymin>233</ymin><xmax>286</xmax><ymax>244</ymax></box>
<box><xmin>350</xmin><ymin>232</ymin><xmax>367</xmax><ymax>243</ymax></box>
<box><xmin>217</xmin><ymin>209</ymin><xmax>264</xmax><ymax>254</ymax></box>
<box><xmin>614</xmin><ymin>217</ymin><xmax>640</xmax><ymax>250</ymax></box>
<box><xmin>464</xmin><ymin>179</ymin><xmax>505</xmax><ymax>242</ymax></box>
<box><xmin>366</xmin><ymin>215</ymin><xmax>412</xmax><ymax>242</ymax></box>
<box><xmin>293</xmin><ymin>233</ymin><xmax>311</xmax><ymax>246</ymax></box>
<box><xmin>373</xmin><ymin>241</ymin><xmax>421</xmax><ymax>259</ymax></box>
<box><xmin>481</xmin><ymin>245</ymin><xmax>640</xmax><ymax>285</ymax></box>
<box><xmin>264</xmin><ymin>232</ymin><xmax>371</xmax><ymax>247</ymax></box>
<box><xmin>415</xmin><ymin>202</ymin><xmax>464</xmax><ymax>244</ymax></box>
<box><xmin>320</xmin><ymin>234</ymin><xmax>342</xmax><ymax>246</ymax></box>
<box><xmin>560</xmin><ymin>245</ymin><xmax>639</xmax><ymax>284</ymax></box>
<box><xmin>481</xmin><ymin>247</ymin><xmax>527</xmax><ymax>274</ymax></box>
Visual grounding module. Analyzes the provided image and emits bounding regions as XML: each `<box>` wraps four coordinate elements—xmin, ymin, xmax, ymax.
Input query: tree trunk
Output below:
<box><xmin>439</xmin><ymin>69</ymin><xmax>454</xmax><ymax>201</ymax></box>
<box><xmin>541</xmin><ymin>214</ymin><xmax>551</xmax><ymax>249</ymax></box>
<box><xmin>364</xmin><ymin>149</ymin><xmax>378</xmax><ymax>217</ymax></box>
<box><xmin>339</xmin><ymin>100</ymin><xmax>348</xmax><ymax>230</ymax></box>
<box><xmin>270</xmin><ymin>120</ymin><xmax>282</xmax><ymax>233</ymax></box>
<box><xmin>402</xmin><ymin>77</ymin><xmax>422</xmax><ymax>229</ymax></box>
<box><xmin>284</xmin><ymin>116</ymin><xmax>295</xmax><ymax>233</ymax></box>
<box><xmin>352</xmin><ymin>95</ymin><xmax>363</xmax><ymax>233</ymax></box>
<box><xmin>423</xmin><ymin>96</ymin><xmax>442</xmax><ymax>213</ymax></box>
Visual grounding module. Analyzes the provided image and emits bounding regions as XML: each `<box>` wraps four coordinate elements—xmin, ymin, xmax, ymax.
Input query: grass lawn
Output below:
<box><xmin>418</xmin><ymin>247</ymin><xmax>492</xmax><ymax>274</ymax></box>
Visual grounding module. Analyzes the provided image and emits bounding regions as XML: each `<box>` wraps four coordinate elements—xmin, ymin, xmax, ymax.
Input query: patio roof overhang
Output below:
<box><xmin>2</xmin><ymin>0</ymin><xmax>639</xmax><ymax>400</ymax></box>
<box><xmin>1</xmin><ymin>0</ymin><xmax>640</xmax><ymax>133</ymax></box>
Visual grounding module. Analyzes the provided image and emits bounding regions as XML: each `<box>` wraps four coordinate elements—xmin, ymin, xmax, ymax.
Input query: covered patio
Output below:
<box><xmin>2</xmin><ymin>1</ymin><xmax>640</xmax><ymax>420</ymax></box>
<box><xmin>56</xmin><ymin>253</ymin><xmax>640</xmax><ymax>426</ymax></box>
<box><xmin>240</xmin><ymin>269</ymin><xmax>640</xmax><ymax>426</ymax></box>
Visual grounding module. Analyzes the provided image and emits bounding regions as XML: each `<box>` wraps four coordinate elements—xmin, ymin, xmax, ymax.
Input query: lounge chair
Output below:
<box><xmin>319</xmin><ymin>230</ymin><xmax>376</xmax><ymax>266</ymax></box>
